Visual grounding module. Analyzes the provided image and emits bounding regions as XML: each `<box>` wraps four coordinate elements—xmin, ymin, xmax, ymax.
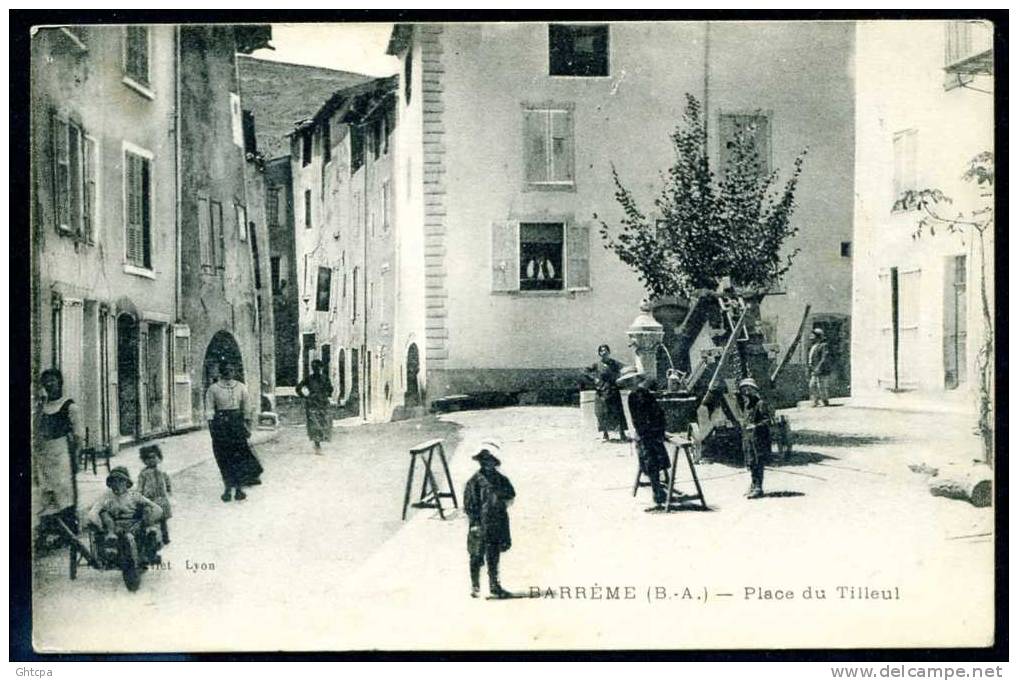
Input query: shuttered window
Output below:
<box><xmin>124</xmin><ymin>26</ymin><xmax>150</xmax><ymax>86</ymax></box>
<box><xmin>198</xmin><ymin>195</ymin><xmax>213</xmax><ymax>272</ymax></box>
<box><xmin>523</xmin><ymin>107</ymin><xmax>574</xmax><ymax>188</ymax></box>
<box><xmin>893</xmin><ymin>129</ymin><xmax>918</xmax><ymax>206</ymax></box>
<box><xmin>53</xmin><ymin>115</ymin><xmax>71</xmax><ymax>232</ymax></box>
<box><xmin>565</xmin><ymin>222</ymin><xmax>591</xmax><ymax>290</ymax></box>
<box><xmin>491</xmin><ymin>221</ymin><xmax>519</xmax><ymax>293</ymax></box>
<box><xmin>124</xmin><ymin>149</ymin><xmax>152</xmax><ymax>268</ymax></box>
<box><xmin>316</xmin><ymin>267</ymin><xmax>332</xmax><ymax>312</ymax></box>
<box><xmin>235</xmin><ymin>203</ymin><xmax>247</xmax><ymax>242</ymax></box>
<box><xmin>719</xmin><ymin>113</ymin><xmax>771</xmax><ymax>177</ymax></box>
<box><xmin>491</xmin><ymin>220</ymin><xmax>590</xmax><ymax>293</ymax></box>
<box><xmin>52</xmin><ymin>115</ymin><xmax>99</xmax><ymax>241</ymax></box>
<box><xmin>210</xmin><ymin>200</ymin><xmax>225</xmax><ymax>269</ymax></box>
<box><xmin>266</xmin><ymin>189</ymin><xmax>279</xmax><ymax>229</ymax></box>
<box><xmin>382</xmin><ymin>180</ymin><xmax>392</xmax><ymax>232</ymax></box>
<box><xmin>83</xmin><ymin>135</ymin><xmax>97</xmax><ymax>242</ymax></box>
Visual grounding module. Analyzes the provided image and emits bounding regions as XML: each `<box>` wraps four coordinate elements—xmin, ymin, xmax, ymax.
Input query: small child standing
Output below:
<box><xmin>138</xmin><ymin>445</ymin><xmax>172</xmax><ymax>544</ymax></box>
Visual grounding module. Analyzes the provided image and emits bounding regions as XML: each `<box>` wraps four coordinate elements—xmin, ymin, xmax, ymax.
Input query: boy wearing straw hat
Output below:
<box><xmin>463</xmin><ymin>443</ymin><xmax>516</xmax><ymax>599</ymax></box>
<box><xmin>87</xmin><ymin>466</ymin><xmax>164</xmax><ymax>560</ymax></box>
<box><xmin>807</xmin><ymin>328</ymin><xmax>832</xmax><ymax>407</ymax></box>
<box><xmin>736</xmin><ymin>378</ymin><xmax>774</xmax><ymax>499</ymax></box>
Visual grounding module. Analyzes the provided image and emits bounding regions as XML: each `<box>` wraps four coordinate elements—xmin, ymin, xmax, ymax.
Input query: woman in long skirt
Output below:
<box><xmin>588</xmin><ymin>344</ymin><xmax>630</xmax><ymax>442</ymax></box>
<box><xmin>34</xmin><ymin>368</ymin><xmax>82</xmax><ymax>544</ymax></box>
<box><xmin>295</xmin><ymin>359</ymin><xmax>333</xmax><ymax>453</ymax></box>
<box><xmin>205</xmin><ymin>361</ymin><xmax>263</xmax><ymax>502</ymax></box>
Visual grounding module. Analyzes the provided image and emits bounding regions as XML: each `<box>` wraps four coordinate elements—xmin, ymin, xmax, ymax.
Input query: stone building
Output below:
<box><xmin>851</xmin><ymin>20</ymin><xmax>994</xmax><ymax>406</ymax></box>
<box><xmin>177</xmin><ymin>25</ymin><xmax>274</xmax><ymax>422</ymax></box>
<box><xmin>383</xmin><ymin>22</ymin><xmax>857</xmax><ymax>407</ymax></box>
<box><xmin>290</xmin><ymin>77</ymin><xmax>401</xmax><ymax>420</ymax></box>
<box><xmin>237</xmin><ymin>55</ymin><xmax>370</xmax><ymax>389</ymax></box>
<box><xmin>31</xmin><ymin>24</ymin><xmax>271</xmax><ymax>450</ymax></box>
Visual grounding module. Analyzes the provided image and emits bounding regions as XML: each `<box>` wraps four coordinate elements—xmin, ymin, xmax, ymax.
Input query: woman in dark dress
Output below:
<box><xmin>204</xmin><ymin>361</ymin><xmax>263</xmax><ymax>502</ymax></box>
<box><xmin>295</xmin><ymin>359</ymin><xmax>333</xmax><ymax>453</ymax></box>
<box><xmin>589</xmin><ymin>344</ymin><xmax>630</xmax><ymax>442</ymax></box>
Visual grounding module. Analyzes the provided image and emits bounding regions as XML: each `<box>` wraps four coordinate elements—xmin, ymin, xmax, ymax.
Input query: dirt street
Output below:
<box><xmin>32</xmin><ymin>405</ymin><xmax>993</xmax><ymax>652</ymax></box>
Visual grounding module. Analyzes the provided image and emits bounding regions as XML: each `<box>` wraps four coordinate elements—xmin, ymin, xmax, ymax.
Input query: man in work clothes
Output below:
<box><xmin>464</xmin><ymin>447</ymin><xmax>515</xmax><ymax>599</ymax></box>
<box><xmin>619</xmin><ymin>367</ymin><xmax>674</xmax><ymax>507</ymax></box>
<box><xmin>807</xmin><ymin>328</ymin><xmax>832</xmax><ymax>407</ymax></box>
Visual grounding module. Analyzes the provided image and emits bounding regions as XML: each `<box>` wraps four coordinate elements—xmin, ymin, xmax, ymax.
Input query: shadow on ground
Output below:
<box><xmin>792</xmin><ymin>430</ymin><xmax>895</xmax><ymax>448</ymax></box>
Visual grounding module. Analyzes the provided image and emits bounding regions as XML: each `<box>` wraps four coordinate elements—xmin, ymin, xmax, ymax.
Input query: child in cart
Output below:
<box><xmin>138</xmin><ymin>445</ymin><xmax>172</xmax><ymax>544</ymax></box>
<box><xmin>86</xmin><ymin>466</ymin><xmax>164</xmax><ymax>564</ymax></box>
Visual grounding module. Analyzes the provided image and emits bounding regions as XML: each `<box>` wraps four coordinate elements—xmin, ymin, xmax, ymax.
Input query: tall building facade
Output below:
<box><xmin>31</xmin><ymin>24</ymin><xmax>271</xmax><ymax>449</ymax></box>
<box><xmin>237</xmin><ymin>55</ymin><xmax>371</xmax><ymax>390</ymax></box>
<box><xmin>384</xmin><ymin>22</ymin><xmax>857</xmax><ymax>406</ymax></box>
<box><xmin>851</xmin><ymin>20</ymin><xmax>994</xmax><ymax>405</ymax></box>
<box><xmin>291</xmin><ymin>77</ymin><xmax>401</xmax><ymax>420</ymax></box>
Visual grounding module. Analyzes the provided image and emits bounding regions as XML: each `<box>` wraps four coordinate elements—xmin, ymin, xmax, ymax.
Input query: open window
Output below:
<box><xmin>491</xmin><ymin>220</ymin><xmax>590</xmax><ymax>293</ymax></box>
<box><xmin>549</xmin><ymin>24</ymin><xmax>609</xmax><ymax>77</ymax></box>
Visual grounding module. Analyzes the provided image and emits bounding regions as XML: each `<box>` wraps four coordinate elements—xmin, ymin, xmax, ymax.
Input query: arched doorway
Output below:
<box><xmin>117</xmin><ymin>314</ymin><xmax>140</xmax><ymax>438</ymax></box>
<box><xmin>405</xmin><ymin>343</ymin><xmax>420</xmax><ymax>407</ymax></box>
<box><xmin>203</xmin><ymin>330</ymin><xmax>245</xmax><ymax>390</ymax></box>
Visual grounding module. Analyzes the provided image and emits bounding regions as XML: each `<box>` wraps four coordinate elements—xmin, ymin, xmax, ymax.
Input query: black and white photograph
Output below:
<box><xmin>17</xmin><ymin>13</ymin><xmax>1003</xmax><ymax>656</ymax></box>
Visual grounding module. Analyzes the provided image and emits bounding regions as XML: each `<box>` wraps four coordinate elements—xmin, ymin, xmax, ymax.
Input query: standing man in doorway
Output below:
<box><xmin>808</xmin><ymin>328</ymin><xmax>832</xmax><ymax>407</ymax></box>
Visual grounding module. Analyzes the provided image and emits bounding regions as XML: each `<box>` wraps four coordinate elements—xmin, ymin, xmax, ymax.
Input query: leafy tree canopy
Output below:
<box><xmin>597</xmin><ymin>94</ymin><xmax>807</xmax><ymax>300</ymax></box>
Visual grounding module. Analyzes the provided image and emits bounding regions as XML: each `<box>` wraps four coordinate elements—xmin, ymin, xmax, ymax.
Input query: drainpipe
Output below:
<box><xmin>233</xmin><ymin>36</ymin><xmax>264</xmax><ymax>400</ymax></box>
<box><xmin>173</xmin><ymin>26</ymin><xmax>183</xmax><ymax>431</ymax></box>
<box><xmin>362</xmin><ymin>121</ymin><xmax>370</xmax><ymax>421</ymax></box>
<box><xmin>174</xmin><ymin>26</ymin><xmax>183</xmax><ymax>323</ymax></box>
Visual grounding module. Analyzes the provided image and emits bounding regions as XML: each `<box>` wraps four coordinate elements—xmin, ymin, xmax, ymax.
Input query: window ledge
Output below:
<box><xmin>58</xmin><ymin>28</ymin><xmax>88</xmax><ymax>53</ymax></box>
<box><xmin>523</xmin><ymin>182</ymin><xmax>576</xmax><ymax>193</ymax></box>
<box><xmin>124</xmin><ymin>264</ymin><xmax>156</xmax><ymax>279</ymax></box>
<box><xmin>548</xmin><ymin>74</ymin><xmax>611</xmax><ymax>79</ymax></box>
<box><xmin>494</xmin><ymin>288</ymin><xmax>590</xmax><ymax>297</ymax></box>
<box><xmin>122</xmin><ymin>76</ymin><xmax>156</xmax><ymax>100</ymax></box>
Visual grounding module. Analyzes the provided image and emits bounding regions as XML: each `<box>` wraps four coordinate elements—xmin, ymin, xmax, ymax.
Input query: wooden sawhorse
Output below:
<box><xmin>631</xmin><ymin>439</ymin><xmax>670</xmax><ymax>497</ymax></box>
<box><xmin>665</xmin><ymin>437</ymin><xmax>707</xmax><ymax>511</ymax></box>
<box><xmin>402</xmin><ymin>439</ymin><xmax>459</xmax><ymax>520</ymax></box>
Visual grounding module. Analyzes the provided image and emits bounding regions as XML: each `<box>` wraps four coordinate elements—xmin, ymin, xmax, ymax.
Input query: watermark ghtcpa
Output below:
<box><xmin>16</xmin><ymin>669</ymin><xmax>53</xmax><ymax>677</ymax></box>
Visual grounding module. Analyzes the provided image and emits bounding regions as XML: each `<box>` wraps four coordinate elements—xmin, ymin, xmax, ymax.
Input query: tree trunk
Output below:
<box><xmin>928</xmin><ymin>463</ymin><xmax>993</xmax><ymax>508</ymax></box>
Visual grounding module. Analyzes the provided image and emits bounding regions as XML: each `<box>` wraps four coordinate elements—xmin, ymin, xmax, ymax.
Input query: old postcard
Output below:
<box><xmin>26</xmin><ymin>17</ymin><xmax>998</xmax><ymax>653</ymax></box>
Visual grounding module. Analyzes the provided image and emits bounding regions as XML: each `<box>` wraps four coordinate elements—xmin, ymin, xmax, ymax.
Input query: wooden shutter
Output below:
<box><xmin>211</xmin><ymin>201</ymin><xmax>224</xmax><ymax>269</ymax></box>
<box><xmin>68</xmin><ymin>123</ymin><xmax>83</xmax><ymax>236</ymax></box>
<box><xmin>105</xmin><ymin>310</ymin><xmax>119</xmax><ymax>447</ymax></box>
<box><xmin>60</xmin><ymin>299</ymin><xmax>84</xmax><ymax>403</ymax></box>
<box><xmin>171</xmin><ymin>325</ymin><xmax>193</xmax><ymax>428</ymax></box>
<box><xmin>236</xmin><ymin>203</ymin><xmax>247</xmax><ymax>242</ymax></box>
<box><xmin>566</xmin><ymin>221</ymin><xmax>591</xmax><ymax>290</ymax></box>
<box><xmin>83</xmin><ymin>136</ymin><xmax>97</xmax><ymax>242</ymax></box>
<box><xmin>198</xmin><ymin>195</ymin><xmax>211</xmax><ymax>270</ymax></box>
<box><xmin>138</xmin><ymin>323</ymin><xmax>149</xmax><ymax>435</ymax></box>
<box><xmin>52</xmin><ymin>114</ymin><xmax>71</xmax><ymax>232</ymax></box>
<box><xmin>491</xmin><ymin>221</ymin><xmax>519</xmax><ymax>292</ymax></box>
<box><xmin>125</xmin><ymin>154</ymin><xmax>144</xmax><ymax>265</ymax></box>
<box><xmin>141</xmin><ymin>156</ymin><xmax>151</xmax><ymax>267</ymax></box>
<box><xmin>523</xmin><ymin>110</ymin><xmax>547</xmax><ymax>183</ymax></box>
<box><xmin>550</xmin><ymin>110</ymin><xmax>574</xmax><ymax>183</ymax></box>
